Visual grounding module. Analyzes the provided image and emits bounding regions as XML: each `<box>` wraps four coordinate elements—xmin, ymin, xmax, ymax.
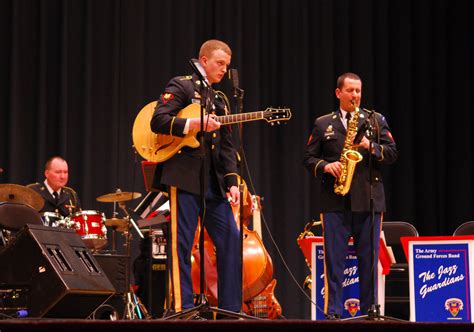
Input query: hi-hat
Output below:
<box><xmin>96</xmin><ymin>191</ymin><xmax>142</xmax><ymax>203</ymax></box>
<box><xmin>105</xmin><ymin>217</ymin><xmax>128</xmax><ymax>232</ymax></box>
<box><xmin>0</xmin><ymin>183</ymin><xmax>45</xmax><ymax>211</ymax></box>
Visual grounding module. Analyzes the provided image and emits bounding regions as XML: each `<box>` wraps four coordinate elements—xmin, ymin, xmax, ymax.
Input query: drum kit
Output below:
<box><xmin>0</xmin><ymin>184</ymin><xmax>152</xmax><ymax>319</ymax></box>
<box><xmin>0</xmin><ymin>183</ymin><xmax>142</xmax><ymax>252</ymax></box>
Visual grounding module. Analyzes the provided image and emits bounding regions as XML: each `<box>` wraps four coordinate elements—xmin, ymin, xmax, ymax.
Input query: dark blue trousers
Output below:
<box><xmin>168</xmin><ymin>184</ymin><xmax>241</xmax><ymax>312</ymax></box>
<box><xmin>321</xmin><ymin>211</ymin><xmax>382</xmax><ymax>316</ymax></box>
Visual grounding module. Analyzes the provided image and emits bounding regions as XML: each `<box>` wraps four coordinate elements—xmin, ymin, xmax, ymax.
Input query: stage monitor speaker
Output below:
<box><xmin>0</xmin><ymin>224</ymin><xmax>115</xmax><ymax>318</ymax></box>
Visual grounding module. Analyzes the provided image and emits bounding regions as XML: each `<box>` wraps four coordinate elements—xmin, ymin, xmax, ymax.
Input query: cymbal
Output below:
<box><xmin>0</xmin><ymin>183</ymin><xmax>45</xmax><ymax>211</ymax></box>
<box><xmin>105</xmin><ymin>218</ymin><xmax>128</xmax><ymax>231</ymax></box>
<box><xmin>96</xmin><ymin>191</ymin><xmax>142</xmax><ymax>203</ymax></box>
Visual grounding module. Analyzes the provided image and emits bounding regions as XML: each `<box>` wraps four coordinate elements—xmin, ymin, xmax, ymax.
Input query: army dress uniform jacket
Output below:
<box><xmin>150</xmin><ymin>74</ymin><xmax>238</xmax><ymax>196</ymax></box>
<box><xmin>27</xmin><ymin>183</ymin><xmax>81</xmax><ymax>217</ymax></box>
<box><xmin>303</xmin><ymin>108</ymin><xmax>398</xmax><ymax>212</ymax></box>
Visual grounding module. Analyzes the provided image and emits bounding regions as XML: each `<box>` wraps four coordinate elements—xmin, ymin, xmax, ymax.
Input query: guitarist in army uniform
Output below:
<box><xmin>150</xmin><ymin>39</ymin><xmax>241</xmax><ymax>315</ymax></box>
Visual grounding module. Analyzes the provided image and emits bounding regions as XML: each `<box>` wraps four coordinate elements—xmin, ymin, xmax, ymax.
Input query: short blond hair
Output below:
<box><xmin>45</xmin><ymin>156</ymin><xmax>66</xmax><ymax>171</ymax></box>
<box><xmin>199</xmin><ymin>39</ymin><xmax>232</xmax><ymax>58</ymax></box>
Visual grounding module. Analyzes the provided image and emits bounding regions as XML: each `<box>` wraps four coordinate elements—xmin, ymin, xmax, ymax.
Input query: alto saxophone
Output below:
<box><xmin>334</xmin><ymin>106</ymin><xmax>363</xmax><ymax>196</ymax></box>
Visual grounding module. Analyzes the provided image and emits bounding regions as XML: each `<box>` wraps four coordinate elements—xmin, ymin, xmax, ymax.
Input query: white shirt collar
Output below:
<box><xmin>44</xmin><ymin>180</ymin><xmax>61</xmax><ymax>196</ymax></box>
<box><xmin>339</xmin><ymin>108</ymin><xmax>350</xmax><ymax>119</ymax></box>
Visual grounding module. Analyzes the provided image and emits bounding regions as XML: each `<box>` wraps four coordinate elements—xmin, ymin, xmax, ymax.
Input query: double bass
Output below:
<box><xmin>191</xmin><ymin>183</ymin><xmax>282</xmax><ymax>319</ymax></box>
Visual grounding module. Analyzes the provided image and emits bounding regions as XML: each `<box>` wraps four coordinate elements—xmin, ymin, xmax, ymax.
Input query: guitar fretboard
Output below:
<box><xmin>217</xmin><ymin>112</ymin><xmax>264</xmax><ymax>125</ymax></box>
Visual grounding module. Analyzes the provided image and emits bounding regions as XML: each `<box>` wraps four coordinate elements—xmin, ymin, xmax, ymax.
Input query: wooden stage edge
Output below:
<box><xmin>0</xmin><ymin>318</ymin><xmax>473</xmax><ymax>332</ymax></box>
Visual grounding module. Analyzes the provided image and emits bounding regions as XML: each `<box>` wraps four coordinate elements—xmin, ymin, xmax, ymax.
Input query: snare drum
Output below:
<box><xmin>41</xmin><ymin>212</ymin><xmax>64</xmax><ymax>227</ymax></box>
<box><xmin>67</xmin><ymin>210</ymin><xmax>107</xmax><ymax>250</ymax></box>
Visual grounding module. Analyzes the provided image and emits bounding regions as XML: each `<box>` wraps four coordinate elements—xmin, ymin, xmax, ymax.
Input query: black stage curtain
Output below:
<box><xmin>0</xmin><ymin>0</ymin><xmax>472</xmax><ymax>319</ymax></box>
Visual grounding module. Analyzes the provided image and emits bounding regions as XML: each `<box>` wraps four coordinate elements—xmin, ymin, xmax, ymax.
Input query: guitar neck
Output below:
<box><xmin>217</xmin><ymin>112</ymin><xmax>264</xmax><ymax>125</ymax></box>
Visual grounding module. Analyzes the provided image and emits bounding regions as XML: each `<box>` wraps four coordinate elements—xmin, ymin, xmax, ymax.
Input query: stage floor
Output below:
<box><xmin>0</xmin><ymin>318</ymin><xmax>473</xmax><ymax>332</ymax></box>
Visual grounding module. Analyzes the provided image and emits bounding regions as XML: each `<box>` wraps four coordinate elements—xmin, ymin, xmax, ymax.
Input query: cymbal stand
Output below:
<box><xmin>109</xmin><ymin>201</ymin><xmax>120</xmax><ymax>252</ymax></box>
<box><xmin>118</xmin><ymin>201</ymin><xmax>148</xmax><ymax>319</ymax></box>
<box><xmin>0</xmin><ymin>229</ymin><xmax>6</xmax><ymax>247</ymax></box>
<box><xmin>119</xmin><ymin>202</ymin><xmax>143</xmax><ymax>239</ymax></box>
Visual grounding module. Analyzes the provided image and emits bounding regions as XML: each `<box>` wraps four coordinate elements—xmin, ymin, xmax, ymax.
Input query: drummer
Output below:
<box><xmin>27</xmin><ymin>156</ymin><xmax>81</xmax><ymax>218</ymax></box>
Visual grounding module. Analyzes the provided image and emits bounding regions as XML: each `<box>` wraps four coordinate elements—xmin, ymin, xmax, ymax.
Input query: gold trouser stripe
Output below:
<box><xmin>320</xmin><ymin>213</ymin><xmax>329</xmax><ymax>314</ymax></box>
<box><xmin>170</xmin><ymin>186</ymin><xmax>182</xmax><ymax>311</ymax></box>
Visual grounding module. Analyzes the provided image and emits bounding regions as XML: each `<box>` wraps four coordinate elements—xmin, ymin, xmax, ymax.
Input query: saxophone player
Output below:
<box><xmin>303</xmin><ymin>72</ymin><xmax>398</xmax><ymax>320</ymax></box>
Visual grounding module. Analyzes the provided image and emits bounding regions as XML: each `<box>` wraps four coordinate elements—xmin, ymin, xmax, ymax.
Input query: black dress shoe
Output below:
<box><xmin>325</xmin><ymin>313</ymin><xmax>341</xmax><ymax>320</ymax></box>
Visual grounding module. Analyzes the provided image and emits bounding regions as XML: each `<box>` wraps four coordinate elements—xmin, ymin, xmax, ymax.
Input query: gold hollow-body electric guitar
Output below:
<box><xmin>132</xmin><ymin>101</ymin><xmax>292</xmax><ymax>162</ymax></box>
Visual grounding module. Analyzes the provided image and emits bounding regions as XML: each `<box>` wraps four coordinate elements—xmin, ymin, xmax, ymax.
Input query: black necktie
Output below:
<box><xmin>345</xmin><ymin>112</ymin><xmax>351</xmax><ymax>128</ymax></box>
<box><xmin>53</xmin><ymin>192</ymin><xmax>59</xmax><ymax>204</ymax></box>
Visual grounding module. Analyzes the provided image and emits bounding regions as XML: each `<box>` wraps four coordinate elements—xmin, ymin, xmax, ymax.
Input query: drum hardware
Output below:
<box><xmin>97</xmin><ymin>189</ymin><xmax>148</xmax><ymax>319</ymax></box>
<box><xmin>1</xmin><ymin>229</ymin><xmax>11</xmax><ymax>247</ymax></box>
<box><xmin>40</xmin><ymin>212</ymin><xmax>65</xmax><ymax>227</ymax></box>
<box><xmin>104</xmin><ymin>217</ymin><xmax>127</xmax><ymax>252</ymax></box>
<box><xmin>119</xmin><ymin>201</ymin><xmax>147</xmax><ymax>319</ymax></box>
<box><xmin>96</xmin><ymin>189</ymin><xmax>142</xmax><ymax>203</ymax></box>
<box><xmin>0</xmin><ymin>184</ymin><xmax>45</xmax><ymax>211</ymax></box>
<box><xmin>105</xmin><ymin>218</ymin><xmax>128</xmax><ymax>232</ymax></box>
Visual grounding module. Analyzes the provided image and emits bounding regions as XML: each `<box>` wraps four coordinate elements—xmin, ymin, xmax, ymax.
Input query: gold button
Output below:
<box><xmin>178</xmin><ymin>150</ymin><xmax>182</xmax><ymax>154</ymax></box>
<box><xmin>211</xmin><ymin>144</ymin><xmax>215</xmax><ymax>150</ymax></box>
<box><xmin>212</xmin><ymin>133</ymin><xmax>217</xmax><ymax>138</ymax></box>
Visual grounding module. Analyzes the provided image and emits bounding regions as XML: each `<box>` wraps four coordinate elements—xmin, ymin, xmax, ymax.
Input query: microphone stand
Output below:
<box><xmin>344</xmin><ymin>111</ymin><xmax>403</xmax><ymax>322</ymax></box>
<box><xmin>366</xmin><ymin>115</ymin><xmax>379</xmax><ymax>319</ymax></box>
<box><xmin>234</xmin><ymin>84</ymin><xmax>245</xmax><ymax>310</ymax></box>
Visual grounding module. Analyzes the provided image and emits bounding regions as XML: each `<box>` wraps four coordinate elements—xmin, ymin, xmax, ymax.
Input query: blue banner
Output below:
<box><xmin>411</xmin><ymin>242</ymin><xmax>472</xmax><ymax>322</ymax></box>
<box><xmin>312</xmin><ymin>243</ymin><xmax>361</xmax><ymax>320</ymax></box>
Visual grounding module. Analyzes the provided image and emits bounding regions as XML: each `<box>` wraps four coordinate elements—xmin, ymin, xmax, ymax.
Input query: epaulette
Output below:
<box><xmin>316</xmin><ymin>112</ymin><xmax>337</xmax><ymax>122</ymax></box>
<box><xmin>63</xmin><ymin>186</ymin><xmax>77</xmax><ymax>194</ymax></box>
<box><xmin>179</xmin><ymin>75</ymin><xmax>193</xmax><ymax>81</ymax></box>
<box><xmin>26</xmin><ymin>182</ymin><xmax>40</xmax><ymax>188</ymax></box>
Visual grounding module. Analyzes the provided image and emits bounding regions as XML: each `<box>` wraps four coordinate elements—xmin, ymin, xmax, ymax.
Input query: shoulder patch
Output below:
<box><xmin>161</xmin><ymin>93</ymin><xmax>174</xmax><ymax>104</ymax></box>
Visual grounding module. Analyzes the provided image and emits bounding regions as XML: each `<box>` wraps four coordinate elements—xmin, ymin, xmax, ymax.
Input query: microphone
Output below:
<box><xmin>229</xmin><ymin>69</ymin><xmax>239</xmax><ymax>88</ymax></box>
<box><xmin>228</xmin><ymin>68</ymin><xmax>243</xmax><ymax>98</ymax></box>
<box><xmin>189</xmin><ymin>58</ymin><xmax>208</xmax><ymax>86</ymax></box>
<box><xmin>363</xmin><ymin>108</ymin><xmax>375</xmax><ymax>117</ymax></box>
<box><xmin>354</xmin><ymin>108</ymin><xmax>376</xmax><ymax>144</ymax></box>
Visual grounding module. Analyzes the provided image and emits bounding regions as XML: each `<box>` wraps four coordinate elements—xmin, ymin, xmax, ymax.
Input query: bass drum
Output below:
<box><xmin>66</xmin><ymin>210</ymin><xmax>107</xmax><ymax>250</ymax></box>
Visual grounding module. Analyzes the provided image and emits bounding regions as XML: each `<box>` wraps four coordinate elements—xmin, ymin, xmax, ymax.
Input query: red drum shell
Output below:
<box><xmin>67</xmin><ymin>210</ymin><xmax>107</xmax><ymax>250</ymax></box>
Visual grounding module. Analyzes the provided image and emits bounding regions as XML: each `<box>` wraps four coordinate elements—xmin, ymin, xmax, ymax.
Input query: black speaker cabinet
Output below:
<box><xmin>0</xmin><ymin>224</ymin><xmax>115</xmax><ymax>318</ymax></box>
<box><xmin>92</xmin><ymin>253</ymin><xmax>128</xmax><ymax>293</ymax></box>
